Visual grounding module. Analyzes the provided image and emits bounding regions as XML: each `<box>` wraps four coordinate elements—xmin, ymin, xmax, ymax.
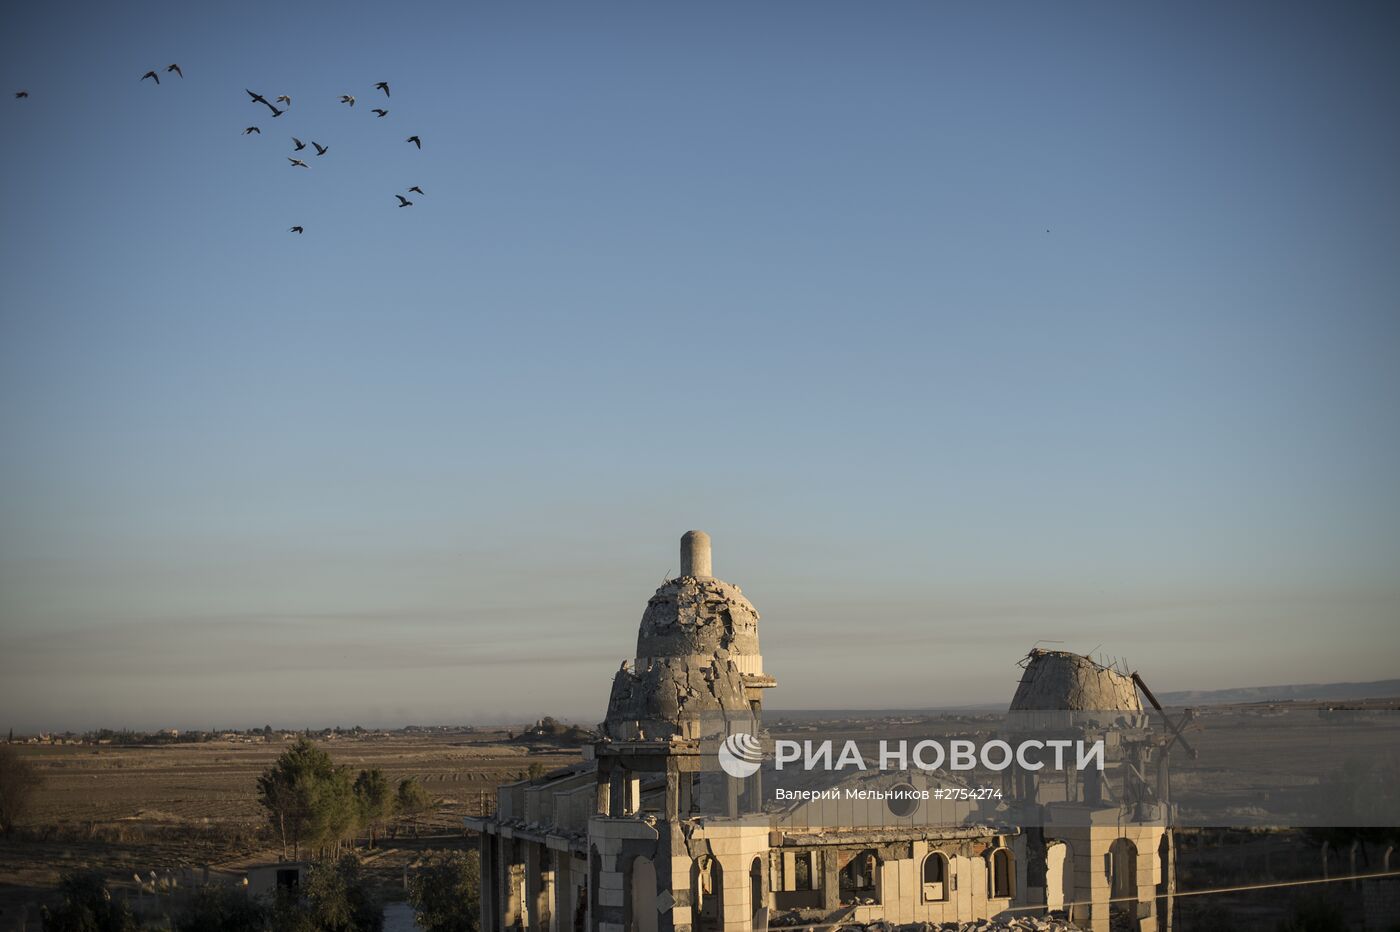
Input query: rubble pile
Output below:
<box><xmin>834</xmin><ymin>919</ymin><xmax>1079</xmax><ymax>932</ymax></box>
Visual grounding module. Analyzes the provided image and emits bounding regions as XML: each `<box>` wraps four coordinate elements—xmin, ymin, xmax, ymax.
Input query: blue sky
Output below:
<box><xmin>2</xmin><ymin>1</ymin><xmax>1398</xmax><ymax>731</ymax></box>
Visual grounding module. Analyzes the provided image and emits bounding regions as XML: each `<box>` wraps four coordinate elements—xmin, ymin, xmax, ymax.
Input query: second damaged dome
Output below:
<box><xmin>602</xmin><ymin>531</ymin><xmax>775</xmax><ymax>741</ymax></box>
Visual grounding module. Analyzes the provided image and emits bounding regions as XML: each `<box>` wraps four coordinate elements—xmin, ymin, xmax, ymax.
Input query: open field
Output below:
<box><xmin>0</xmin><ymin>730</ymin><xmax>584</xmax><ymax>927</ymax></box>
<box><xmin>3</xmin><ymin>702</ymin><xmax>1398</xmax><ymax>929</ymax></box>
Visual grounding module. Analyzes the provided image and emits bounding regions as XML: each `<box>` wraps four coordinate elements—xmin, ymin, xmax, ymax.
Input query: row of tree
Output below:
<box><xmin>40</xmin><ymin>851</ymin><xmax>478</xmax><ymax>932</ymax></box>
<box><xmin>256</xmin><ymin>739</ymin><xmax>432</xmax><ymax>859</ymax></box>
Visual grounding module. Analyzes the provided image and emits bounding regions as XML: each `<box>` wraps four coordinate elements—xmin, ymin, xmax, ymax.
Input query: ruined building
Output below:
<box><xmin>468</xmin><ymin>533</ymin><xmax>1178</xmax><ymax>932</ymax></box>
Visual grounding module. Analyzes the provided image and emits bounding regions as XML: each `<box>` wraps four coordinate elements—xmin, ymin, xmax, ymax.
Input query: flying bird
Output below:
<box><xmin>167</xmin><ymin>64</ymin><xmax>183</xmax><ymax>78</ymax></box>
<box><xmin>406</xmin><ymin>135</ymin><xmax>421</xmax><ymax>149</ymax></box>
<box><xmin>243</xmin><ymin>126</ymin><xmax>260</xmax><ymax>134</ymax></box>
<box><xmin>395</xmin><ymin>194</ymin><xmax>413</xmax><ymax>207</ymax></box>
<box><xmin>289</xmin><ymin>226</ymin><xmax>304</xmax><ymax>234</ymax></box>
<box><xmin>14</xmin><ymin>91</ymin><xmax>28</xmax><ymax>99</ymax></box>
<box><xmin>407</xmin><ymin>186</ymin><xmax>424</xmax><ymax>195</ymax></box>
<box><xmin>375</xmin><ymin>82</ymin><xmax>390</xmax><ymax>97</ymax></box>
<box><xmin>249</xmin><ymin>94</ymin><xmax>282</xmax><ymax>116</ymax></box>
<box><xmin>288</xmin><ymin>158</ymin><xmax>308</xmax><ymax>168</ymax></box>
<box><xmin>276</xmin><ymin>95</ymin><xmax>291</xmax><ymax>105</ymax></box>
<box><xmin>312</xmin><ymin>141</ymin><xmax>328</xmax><ymax>156</ymax></box>
<box><xmin>142</xmin><ymin>70</ymin><xmax>160</xmax><ymax>84</ymax></box>
<box><xmin>291</xmin><ymin>137</ymin><xmax>306</xmax><ymax>151</ymax></box>
<box><xmin>340</xmin><ymin>95</ymin><xmax>355</xmax><ymax>107</ymax></box>
<box><xmin>372</xmin><ymin>108</ymin><xmax>388</xmax><ymax>117</ymax></box>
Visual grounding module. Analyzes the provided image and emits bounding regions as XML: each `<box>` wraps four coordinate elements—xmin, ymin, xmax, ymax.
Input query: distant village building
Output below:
<box><xmin>245</xmin><ymin>861</ymin><xmax>309</xmax><ymax>899</ymax></box>
<box><xmin>468</xmin><ymin>533</ymin><xmax>1177</xmax><ymax>932</ymax></box>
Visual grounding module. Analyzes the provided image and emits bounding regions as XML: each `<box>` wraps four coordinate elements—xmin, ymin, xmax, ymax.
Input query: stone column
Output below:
<box><xmin>681</xmin><ymin>531</ymin><xmax>712</xmax><ymax>578</ymax></box>
<box><xmin>481</xmin><ymin>832</ymin><xmax>498</xmax><ymax>932</ymax></box>
<box><xmin>597</xmin><ymin>760</ymin><xmax>614</xmax><ymax>817</ymax></box>
<box><xmin>822</xmin><ymin>851</ymin><xmax>841</xmax><ymax>912</ymax></box>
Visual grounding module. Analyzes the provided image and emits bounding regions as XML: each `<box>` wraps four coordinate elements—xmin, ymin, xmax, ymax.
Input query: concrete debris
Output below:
<box><xmin>1010</xmin><ymin>648</ymin><xmax>1142</xmax><ymax>713</ymax></box>
<box><xmin>772</xmin><ymin>911</ymin><xmax>1080</xmax><ymax>932</ymax></box>
<box><xmin>824</xmin><ymin>920</ymin><xmax>1078</xmax><ymax>932</ymax></box>
<box><xmin>602</xmin><ymin>574</ymin><xmax>766</xmax><ymax>740</ymax></box>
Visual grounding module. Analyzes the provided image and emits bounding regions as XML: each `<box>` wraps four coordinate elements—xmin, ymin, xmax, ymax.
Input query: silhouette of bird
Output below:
<box><xmin>276</xmin><ymin>95</ymin><xmax>291</xmax><ymax>106</ymax></box>
<box><xmin>396</xmin><ymin>194</ymin><xmax>413</xmax><ymax>207</ymax></box>
<box><xmin>406</xmin><ymin>135</ymin><xmax>421</xmax><ymax>149</ymax></box>
<box><xmin>142</xmin><ymin>70</ymin><xmax>160</xmax><ymax>85</ymax></box>
<box><xmin>14</xmin><ymin>91</ymin><xmax>28</xmax><ymax>99</ymax></box>
<box><xmin>248</xmin><ymin>95</ymin><xmax>282</xmax><ymax>117</ymax></box>
<box><xmin>167</xmin><ymin>64</ymin><xmax>183</xmax><ymax>78</ymax></box>
<box><xmin>289</xmin><ymin>226</ymin><xmax>304</xmax><ymax>234</ymax></box>
<box><xmin>408</xmin><ymin>186</ymin><xmax>424</xmax><ymax>196</ymax></box>
<box><xmin>243</xmin><ymin>126</ymin><xmax>260</xmax><ymax>134</ymax></box>
<box><xmin>372</xmin><ymin>108</ymin><xmax>388</xmax><ymax>117</ymax></box>
<box><xmin>288</xmin><ymin>158</ymin><xmax>308</xmax><ymax>168</ymax></box>
<box><xmin>312</xmin><ymin>141</ymin><xmax>328</xmax><ymax>156</ymax></box>
<box><xmin>375</xmin><ymin>82</ymin><xmax>390</xmax><ymax>97</ymax></box>
<box><xmin>292</xmin><ymin>137</ymin><xmax>306</xmax><ymax>151</ymax></box>
<box><xmin>340</xmin><ymin>95</ymin><xmax>355</xmax><ymax>107</ymax></box>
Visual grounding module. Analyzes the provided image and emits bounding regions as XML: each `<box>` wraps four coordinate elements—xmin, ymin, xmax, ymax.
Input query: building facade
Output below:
<box><xmin>468</xmin><ymin>533</ymin><xmax>1175</xmax><ymax>932</ymax></box>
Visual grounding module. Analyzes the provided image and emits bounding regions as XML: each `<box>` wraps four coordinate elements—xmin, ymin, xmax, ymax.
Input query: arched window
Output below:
<box><xmin>588</xmin><ymin>846</ymin><xmax>601</xmax><ymax>932</ymax></box>
<box><xmin>1109</xmin><ymin>838</ymin><xmax>1138</xmax><ymax>901</ymax></box>
<box><xmin>750</xmin><ymin>857</ymin><xmax>765</xmax><ymax>921</ymax></box>
<box><xmin>691</xmin><ymin>857</ymin><xmax>723</xmax><ymax>932</ymax></box>
<box><xmin>988</xmin><ymin>847</ymin><xmax>1014</xmax><ymax>899</ymax></box>
<box><xmin>1157</xmin><ymin>834</ymin><xmax>1170</xmax><ymax>893</ymax></box>
<box><xmin>921</xmin><ymin>852</ymin><xmax>949</xmax><ymax>903</ymax></box>
<box><xmin>627</xmin><ymin>856</ymin><xmax>657</xmax><ymax>932</ymax></box>
<box><xmin>839</xmin><ymin>849</ymin><xmax>880</xmax><ymax>905</ymax></box>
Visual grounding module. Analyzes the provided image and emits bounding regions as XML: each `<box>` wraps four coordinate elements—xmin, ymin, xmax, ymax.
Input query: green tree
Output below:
<box><xmin>0</xmin><ymin>743</ymin><xmax>43</xmax><ymax>835</ymax></box>
<box><xmin>41</xmin><ymin>872</ymin><xmax>138</xmax><ymax>932</ymax></box>
<box><xmin>396</xmin><ymin>777</ymin><xmax>432</xmax><ymax>835</ymax></box>
<box><xmin>176</xmin><ymin>883</ymin><xmax>270</xmax><ymax>932</ymax></box>
<box><xmin>353</xmin><ymin>769</ymin><xmax>394</xmax><ymax>849</ymax></box>
<box><xmin>409</xmin><ymin>851</ymin><xmax>480</xmax><ymax>932</ymax></box>
<box><xmin>307</xmin><ymin>766</ymin><xmax>359</xmax><ymax>857</ymax></box>
<box><xmin>257</xmin><ymin>738</ymin><xmax>359</xmax><ymax>859</ymax></box>
<box><xmin>276</xmin><ymin>855</ymin><xmax>382</xmax><ymax>932</ymax></box>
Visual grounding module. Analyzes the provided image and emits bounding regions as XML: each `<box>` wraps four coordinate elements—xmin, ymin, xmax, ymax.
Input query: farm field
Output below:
<box><xmin>0</xmin><ymin>730</ymin><xmax>584</xmax><ymax>927</ymax></box>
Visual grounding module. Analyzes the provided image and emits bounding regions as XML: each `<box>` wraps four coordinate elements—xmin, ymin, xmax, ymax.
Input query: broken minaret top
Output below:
<box><xmin>600</xmin><ymin>531</ymin><xmax>775</xmax><ymax>741</ymax></box>
<box><xmin>680</xmin><ymin>529</ymin><xmax>712</xmax><ymax>578</ymax></box>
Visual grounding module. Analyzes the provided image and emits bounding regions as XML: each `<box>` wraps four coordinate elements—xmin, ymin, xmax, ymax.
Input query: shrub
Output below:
<box><xmin>41</xmin><ymin>872</ymin><xmax>137</xmax><ymax>932</ymax></box>
<box><xmin>409</xmin><ymin>851</ymin><xmax>480</xmax><ymax>932</ymax></box>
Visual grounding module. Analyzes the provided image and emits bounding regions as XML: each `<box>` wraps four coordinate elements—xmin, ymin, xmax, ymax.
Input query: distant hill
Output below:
<box><xmin>1157</xmin><ymin>679</ymin><xmax>1400</xmax><ymax>706</ymax></box>
<box><xmin>767</xmin><ymin>678</ymin><xmax>1400</xmax><ymax>717</ymax></box>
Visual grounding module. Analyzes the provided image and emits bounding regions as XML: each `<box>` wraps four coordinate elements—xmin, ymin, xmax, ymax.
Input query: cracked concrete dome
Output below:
<box><xmin>602</xmin><ymin>532</ymin><xmax>772</xmax><ymax>741</ymax></box>
<box><xmin>1010</xmin><ymin>649</ymin><xmax>1144</xmax><ymax>713</ymax></box>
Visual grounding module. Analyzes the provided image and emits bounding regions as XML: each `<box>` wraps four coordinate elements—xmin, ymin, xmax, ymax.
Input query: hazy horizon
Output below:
<box><xmin>3</xmin><ymin>2</ymin><xmax>1399</xmax><ymax>733</ymax></box>
<box><xmin>16</xmin><ymin>672</ymin><xmax>1400</xmax><ymax>737</ymax></box>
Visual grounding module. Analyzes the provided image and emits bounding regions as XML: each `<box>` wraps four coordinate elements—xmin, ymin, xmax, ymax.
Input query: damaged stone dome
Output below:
<box><xmin>602</xmin><ymin>531</ymin><xmax>775</xmax><ymax>741</ymax></box>
<box><xmin>1010</xmin><ymin>648</ymin><xmax>1144</xmax><ymax>715</ymax></box>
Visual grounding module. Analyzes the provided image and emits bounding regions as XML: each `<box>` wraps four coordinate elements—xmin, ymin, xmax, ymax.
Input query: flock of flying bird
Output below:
<box><xmin>13</xmin><ymin>66</ymin><xmax>427</xmax><ymax>234</ymax></box>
